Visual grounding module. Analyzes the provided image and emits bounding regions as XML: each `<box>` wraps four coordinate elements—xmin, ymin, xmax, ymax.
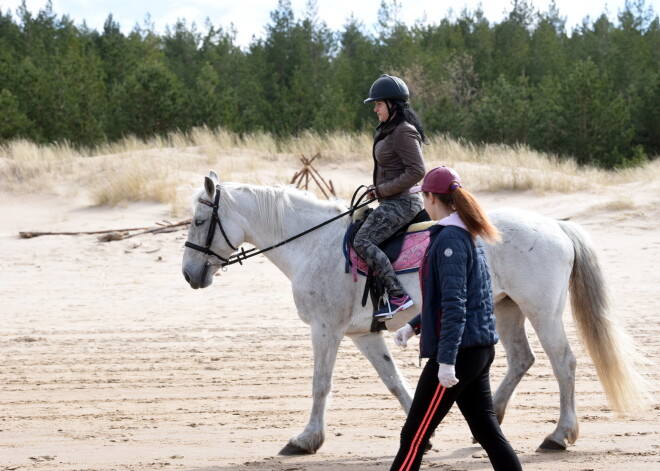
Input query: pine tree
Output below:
<box><xmin>0</xmin><ymin>89</ymin><xmax>32</xmax><ymax>141</ymax></box>
<box><xmin>114</xmin><ymin>61</ymin><xmax>187</xmax><ymax>138</ymax></box>
<box><xmin>559</xmin><ymin>59</ymin><xmax>636</xmax><ymax>167</ymax></box>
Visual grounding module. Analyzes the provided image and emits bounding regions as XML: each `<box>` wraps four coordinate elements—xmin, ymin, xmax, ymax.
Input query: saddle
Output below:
<box><xmin>342</xmin><ymin>209</ymin><xmax>432</xmax><ymax>331</ymax></box>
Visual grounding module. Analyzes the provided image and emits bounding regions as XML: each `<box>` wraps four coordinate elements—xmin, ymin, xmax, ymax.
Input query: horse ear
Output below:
<box><xmin>204</xmin><ymin>176</ymin><xmax>216</xmax><ymax>199</ymax></box>
<box><xmin>209</xmin><ymin>170</ymin><xmax>219</xmax><ymax>183</ymax></box>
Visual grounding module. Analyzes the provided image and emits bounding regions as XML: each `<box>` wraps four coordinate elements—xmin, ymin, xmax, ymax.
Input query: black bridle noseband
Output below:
<box><xmin>184</xmin><ymin>184</ymin><xmax>374</xmax><ymax>268</ymax></box>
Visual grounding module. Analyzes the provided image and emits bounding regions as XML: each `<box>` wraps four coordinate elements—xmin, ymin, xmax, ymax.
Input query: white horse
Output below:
<box><xmin>181</xmin><ymin>172</ymin><xmax>649</xmax><ymax>454</ymax></box>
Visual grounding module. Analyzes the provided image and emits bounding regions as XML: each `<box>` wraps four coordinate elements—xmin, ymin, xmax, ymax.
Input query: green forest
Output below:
<box><xmin>1</xmin><ymin>0</ymin><xmax>659</xmax><ymax>168</ymax></box>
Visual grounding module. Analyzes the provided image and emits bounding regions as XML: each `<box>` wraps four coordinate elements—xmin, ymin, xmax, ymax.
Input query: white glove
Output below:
<box><xmin>393</xmin><ymin>324</ymin><xmax>414</xmax><ymax>347</ymax></box>
<box><xmin>438</xmin><ymin>363</ymin><xmax>459</xmax><ymax>388</ymax></box>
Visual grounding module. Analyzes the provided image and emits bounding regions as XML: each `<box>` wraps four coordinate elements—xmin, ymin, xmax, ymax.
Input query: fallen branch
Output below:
<box><xmin>120</xmin><ymin>221</ymin><xmax>190</xmax><ymax>240</ymax></box>
<box><xmin>19</xmin><ymin>219</ymin><xmax>191</xmax><ymax>241</ymax></box>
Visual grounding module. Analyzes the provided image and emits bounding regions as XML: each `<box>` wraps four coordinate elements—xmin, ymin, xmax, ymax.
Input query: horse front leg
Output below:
<box><xmin>279</xmin><ymin>319</ymin><xmax>343</xmax><ymax>455</ymax></box>
<box><xmin>349</xmin><ymin>332</ymin><xmax>413</xmax><ymax>414</ymax></box>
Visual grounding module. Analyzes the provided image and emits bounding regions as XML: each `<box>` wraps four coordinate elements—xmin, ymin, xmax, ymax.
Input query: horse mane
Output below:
<box><xmin>250</xmin><ymin>184</ymin><xmax>347</xmax><ymax>238</ymax></box>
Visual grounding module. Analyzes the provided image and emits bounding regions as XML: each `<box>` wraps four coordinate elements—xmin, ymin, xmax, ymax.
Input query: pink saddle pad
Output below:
<box><xmin>349</xmin><ymin>230</ymin><xmax>430</xmax><ymax>281</ymax></box>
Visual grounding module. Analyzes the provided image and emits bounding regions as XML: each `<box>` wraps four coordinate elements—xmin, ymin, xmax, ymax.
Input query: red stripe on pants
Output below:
<box><xmin>397</xmin><ymin>384</ymin><xmax>446</xmax><ymax>471</ymax></box>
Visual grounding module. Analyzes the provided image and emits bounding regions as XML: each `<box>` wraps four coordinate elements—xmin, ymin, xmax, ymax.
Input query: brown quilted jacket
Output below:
<box><xmin>372</xmin><ymin>120</ymin><xmax>426</xmax><ymax>199</ymax></box>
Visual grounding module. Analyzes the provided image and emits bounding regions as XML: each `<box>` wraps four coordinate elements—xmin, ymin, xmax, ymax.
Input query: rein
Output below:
<box><xmin>184</xmin><ymin>184</ymin><xmax>374</xmax><ymax>268</ymax></box>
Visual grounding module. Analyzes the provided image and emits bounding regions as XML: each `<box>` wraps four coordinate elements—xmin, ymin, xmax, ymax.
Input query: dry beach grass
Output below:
<box><xmin>2</xmin><ymin>128</ymin><xmax>658</xmax><ymax>208</ymax></box>
<box><xmin>1</xmin><ymin>128</ymin><xmax>659</xmax><ymax>470</ymax></box>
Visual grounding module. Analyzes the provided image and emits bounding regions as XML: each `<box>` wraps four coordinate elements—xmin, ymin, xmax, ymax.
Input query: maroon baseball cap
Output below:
<box><xmin>410</xmin><ymin>166</ymin><xmax>462</xmax><ymax>194</ymax></box>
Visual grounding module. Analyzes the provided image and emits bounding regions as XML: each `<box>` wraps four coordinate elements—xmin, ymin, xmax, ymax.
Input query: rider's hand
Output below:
<box><xmin>438</xmin><ymin>363</ymin><xmax>459</xmax><ymax>388</ymax></box>
<box><xmin>365</xmin><ymin>185</ymin><xmax>377</xmax><ymax>201</ymax></box>
<box><xmin>393</xmin><ymin>324</ymin><xmax>415</xmax><ymax>347</ymax></box>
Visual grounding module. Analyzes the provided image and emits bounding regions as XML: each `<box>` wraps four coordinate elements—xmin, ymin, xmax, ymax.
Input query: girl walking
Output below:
<box><xmin>390</xmin><ymin>166</ymin><xmax>522</xmax><ymax>471</ymax></box>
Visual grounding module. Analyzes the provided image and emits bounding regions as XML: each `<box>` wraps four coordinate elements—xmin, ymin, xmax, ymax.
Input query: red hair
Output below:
<box><xmin>437</xmin><ymin>189</ymin><xmax>500</xmax><ymax>243</ymax></box>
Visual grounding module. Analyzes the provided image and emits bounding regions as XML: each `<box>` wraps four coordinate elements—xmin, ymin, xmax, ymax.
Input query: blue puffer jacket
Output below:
<box><xmin>408</xmin><ymin>223</ymin><xmax>498</xmax><ymax>365</ymax></box>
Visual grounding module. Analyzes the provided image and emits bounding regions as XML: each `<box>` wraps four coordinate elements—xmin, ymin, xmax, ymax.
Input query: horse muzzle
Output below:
<box><xmin>182</xmin><ymin>262</ymin><xmax>215</xmax><ymax>289</ymax></box>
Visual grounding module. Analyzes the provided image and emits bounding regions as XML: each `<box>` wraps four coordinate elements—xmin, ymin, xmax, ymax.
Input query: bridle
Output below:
<box><xmin>184</xmin><ymin>184</ymin><xmax>374</xmax><ymax>269</ymax></box>
<box><xmin>184</xmin><ymin>184</ymin><xmax>239</xmax><ymax>267</ymax></box>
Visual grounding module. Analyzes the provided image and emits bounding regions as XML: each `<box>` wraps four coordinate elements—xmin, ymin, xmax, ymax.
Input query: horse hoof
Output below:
<box><xmin>537</xmin><ymin>438</ymin><xmax>567</xmax><ymax>452</ymax></box>
<box><xmin>278</xmin><ymin>443</ymin><xmax>315</xmax><ymax>455</ymax></box>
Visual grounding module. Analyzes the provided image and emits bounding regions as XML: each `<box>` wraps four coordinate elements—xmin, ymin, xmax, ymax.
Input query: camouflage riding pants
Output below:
<box><xmin>353</xmin><ymin>193</ymin><xmax>424</xmax><ymax>297</ymax></box>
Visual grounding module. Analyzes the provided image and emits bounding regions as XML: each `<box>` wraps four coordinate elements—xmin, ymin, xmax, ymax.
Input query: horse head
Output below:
<box><xmin>182</xmin><ymin>171</ymin><xmax>245</xmax><ymax>289</ymax></box>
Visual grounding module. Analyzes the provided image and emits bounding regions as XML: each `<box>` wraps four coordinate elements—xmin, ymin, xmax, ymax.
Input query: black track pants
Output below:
<box><xmin>390</xmin><ymin>346</ymin><xmax>522</xmax><ymax>471</ymax></box>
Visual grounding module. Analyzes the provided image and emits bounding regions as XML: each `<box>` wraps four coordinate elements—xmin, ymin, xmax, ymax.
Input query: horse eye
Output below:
<box><xmin>194</xmin><ymin>218</ymin><xmax>205</xmax><ymax>226</ymax></box>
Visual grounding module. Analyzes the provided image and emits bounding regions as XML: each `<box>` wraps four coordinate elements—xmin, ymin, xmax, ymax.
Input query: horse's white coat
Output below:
<box><xmin>182</xmin><ymin>174</ymin><xmax>649</xmax><ymax>453</ymax></box>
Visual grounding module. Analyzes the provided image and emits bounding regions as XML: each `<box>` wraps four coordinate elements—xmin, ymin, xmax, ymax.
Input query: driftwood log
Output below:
<box><xmin>19</xmin><ymin>219</ymin><xmax>191</xmax><ymax>242</ymax></box>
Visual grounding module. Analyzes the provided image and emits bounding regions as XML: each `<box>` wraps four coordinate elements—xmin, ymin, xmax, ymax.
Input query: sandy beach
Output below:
<box><xmin>1</xmin><ymin>160</ymin><xmax>659</xmax><ymax>471</ymax></box>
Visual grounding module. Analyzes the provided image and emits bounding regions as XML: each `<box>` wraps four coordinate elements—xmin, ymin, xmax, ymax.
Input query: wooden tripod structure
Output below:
<box><xmin>290</xmin><ymin>153</ymin><xmax>336</xmax><ymax>199</ymax></box>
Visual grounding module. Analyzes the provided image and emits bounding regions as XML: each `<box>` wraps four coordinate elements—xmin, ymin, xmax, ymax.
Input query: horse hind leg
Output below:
<box><xmin>492</xmin><ymin>297</ymin><xmax>536</xmax><ymax>427</ymax></box>
<box><xmin>524</xmin><ymin>297</ymin><xmax>579</xmax><ymax>452</ymax></box>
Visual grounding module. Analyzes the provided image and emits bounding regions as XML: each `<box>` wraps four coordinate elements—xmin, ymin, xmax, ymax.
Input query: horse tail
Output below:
<box><xmin>558</xmin><ymin>220</ymin><xmax>652</xmax><ymax>413</ymax></box>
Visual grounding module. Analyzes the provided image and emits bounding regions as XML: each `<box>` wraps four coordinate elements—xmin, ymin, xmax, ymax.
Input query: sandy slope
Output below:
<box><xmin>1</xmin><ymin>165</ymin><xmax>659</xmax><ymax>471</ymax></box>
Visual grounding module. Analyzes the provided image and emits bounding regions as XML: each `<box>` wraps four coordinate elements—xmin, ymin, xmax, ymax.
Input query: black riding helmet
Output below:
<box><xmin>364</xmin><ymin>74</ymin><xmax>410</xmax><ymax>103</ymax></box>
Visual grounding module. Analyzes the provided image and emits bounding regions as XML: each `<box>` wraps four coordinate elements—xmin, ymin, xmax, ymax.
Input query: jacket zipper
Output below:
<box><xmin>418</xmin><ymin>245</ymin><xmax>431</xmax><ymax>367</ymax></box>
